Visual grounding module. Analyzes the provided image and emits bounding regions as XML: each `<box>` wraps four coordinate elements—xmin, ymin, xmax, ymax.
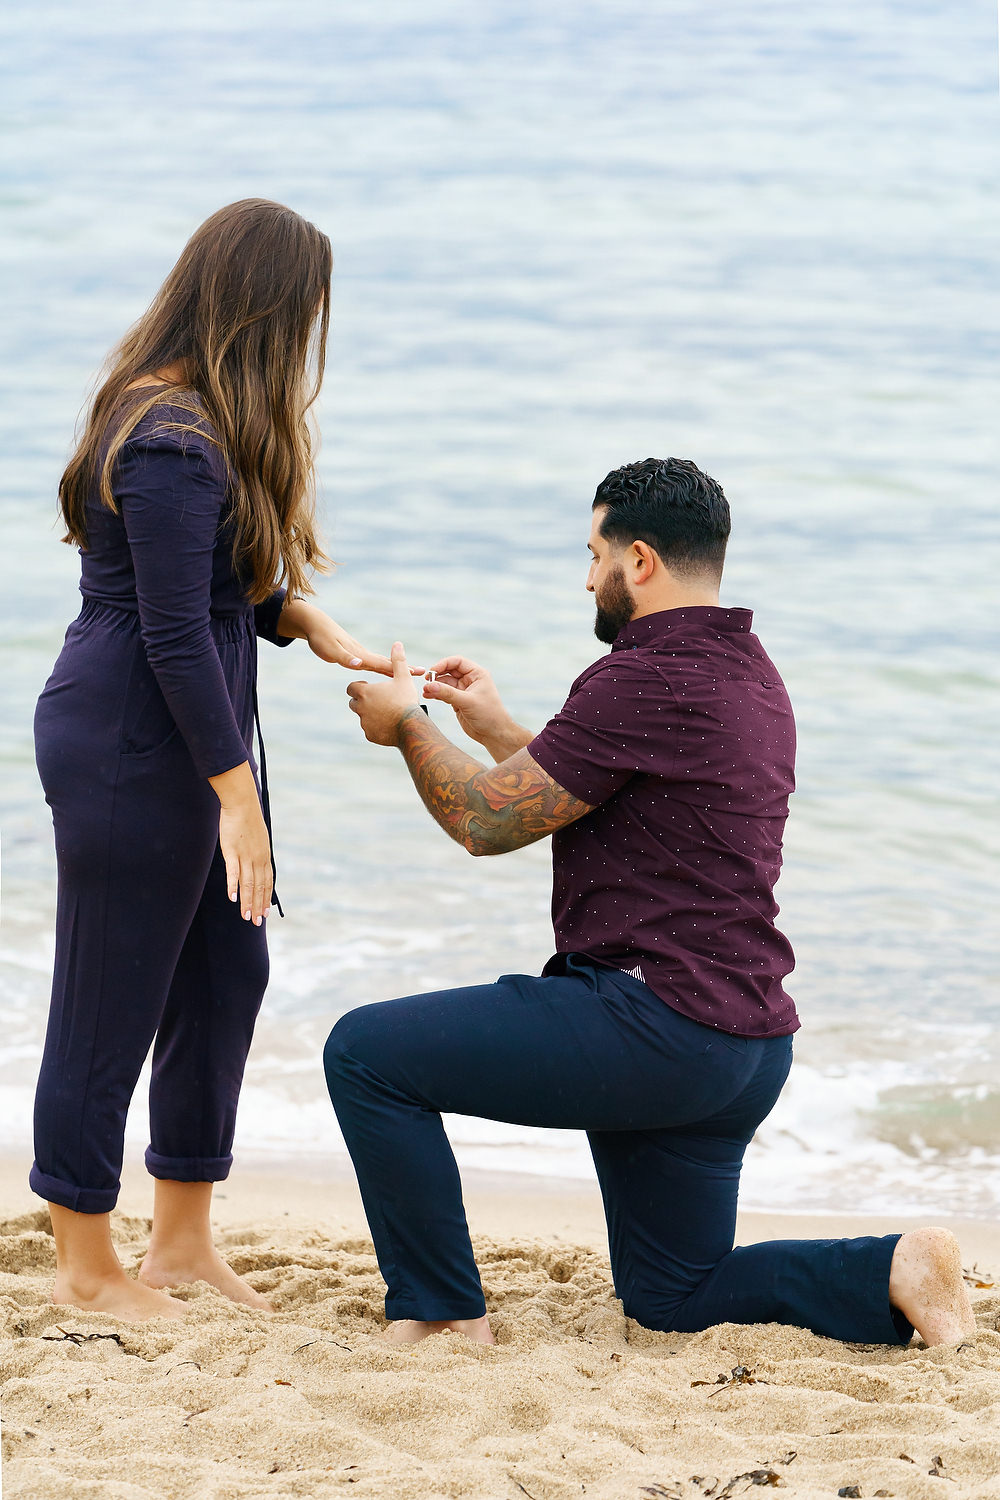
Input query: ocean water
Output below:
<box><xmin>1</xmin><ymin>0</ymin><xmax>998</xmax><ymax>1217</ymax></box>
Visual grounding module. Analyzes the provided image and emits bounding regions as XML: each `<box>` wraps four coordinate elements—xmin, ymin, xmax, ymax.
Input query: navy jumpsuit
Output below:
<box><xmin>31</xmin><ymin>402</ymin><xmax>290</xmax><ymax>1214</ymax></box>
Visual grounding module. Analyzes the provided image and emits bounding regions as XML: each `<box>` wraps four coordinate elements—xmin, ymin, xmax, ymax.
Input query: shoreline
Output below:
<box><xmin>2</xmin><ymin>1148</ymin><xmax>998</xmax><ymax>1265</ymax></box>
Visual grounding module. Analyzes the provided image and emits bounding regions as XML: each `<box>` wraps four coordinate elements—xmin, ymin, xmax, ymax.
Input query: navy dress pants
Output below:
<box><xmin>324</xmin><ymin>957</ymin><xmax>913</xmax><ymax>1344</ymax></box>
<box><xmin>31</xmin><ymin>601</ymin><xmax>268</xmax><ymax>1213</ymax></box>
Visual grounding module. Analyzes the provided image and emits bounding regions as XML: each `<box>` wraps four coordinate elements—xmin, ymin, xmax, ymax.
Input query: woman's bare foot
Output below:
<box><xmin>139</xmin><ymin>1247</ymin><xmax>272</xmax><ymax>1310</ymax></box>
<box><xmin>383</xmin><ymin>1315</ymin><xmax>495</xmax><ymax>1345</ymax></box>
<box><xmin>52</xmin><ymin>1267</ymin><xmax>185</xmax><ymax>1322</ymax></box>
<box><xmin>140</xmin><ymin>1179</ymin><xmax>272</xmax><ymax>1310</ymax></box>
<box><xmin>889</xmin><ymin>1227</ymin><xmax>977</xmax><ymax>1345</ymax></box>
<box><xmin>47</xmin><ymin>1203</ymin><xmax>186</xmax><ymax>1322</ymax></box>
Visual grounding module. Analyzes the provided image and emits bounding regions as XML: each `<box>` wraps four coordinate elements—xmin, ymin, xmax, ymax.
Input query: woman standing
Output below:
<box><xmin>33</xmin><ymin>199</ymin><xmax>387</xmax><ymax>1320</ymax></box>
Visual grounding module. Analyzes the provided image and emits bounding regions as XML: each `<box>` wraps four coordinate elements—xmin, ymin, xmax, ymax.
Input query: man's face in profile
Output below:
<box><xmin>587</xmin><ymin>507</ymin><xmax>636</xmax><ymax>644</ymax></box>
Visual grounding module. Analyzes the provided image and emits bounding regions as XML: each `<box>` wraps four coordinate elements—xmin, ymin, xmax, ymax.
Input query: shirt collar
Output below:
<box><xmin>611</xmin><ymin>605</ymin><xmax>754</xmax><ymax>651</ymax></box>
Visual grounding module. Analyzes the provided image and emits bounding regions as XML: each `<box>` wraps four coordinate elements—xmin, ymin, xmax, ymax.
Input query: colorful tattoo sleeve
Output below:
<box><xmin>396</xmin><ymin>708</ymin><xmax>593</xmax><ymax>855</ymax></box>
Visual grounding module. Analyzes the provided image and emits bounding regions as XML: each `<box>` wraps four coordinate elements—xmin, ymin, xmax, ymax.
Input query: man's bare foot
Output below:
<box><xmin>139</xmin><ymin>1247</ymin><xmax>272</xmax><ymax>1311</ymax></box>
<box><xmin>52</xmin><ymin>1269</ymin><xmax>185</xmax><ymax>1322</ymax></box>
<box><xmin>889</xmin><ymin>1227</ymin><xmax>977</xmax><ymax>1345</ymax></box>
<box><xmin>383</xmin><ymin>1315</ymin><xmax>495</xmax><ymax>1345</ymax></box>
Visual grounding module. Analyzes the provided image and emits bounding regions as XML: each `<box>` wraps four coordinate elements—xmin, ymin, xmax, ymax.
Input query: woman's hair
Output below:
<box><xmin>59</xmin><ymin>198</ymin><xmax>333</xmax><ymax>602</ymax></box>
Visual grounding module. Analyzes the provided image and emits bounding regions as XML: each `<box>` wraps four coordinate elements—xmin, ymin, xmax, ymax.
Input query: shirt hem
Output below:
<box><xmin>547</xmin><ymin>951</ymin><xmax>801</xmax><ymax>1039</ymax></box>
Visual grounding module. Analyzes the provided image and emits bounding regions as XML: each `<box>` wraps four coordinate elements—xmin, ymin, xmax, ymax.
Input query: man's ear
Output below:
<box><xmin>631</xmin><ymin>540</ymin><xmax>657</xmax><ymax>584</ymax></box>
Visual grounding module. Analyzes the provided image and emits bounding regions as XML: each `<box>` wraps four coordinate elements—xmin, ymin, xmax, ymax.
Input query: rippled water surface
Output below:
<box><xmin>1</xmin><ymin>0</ymin><xmax>998</xmax><ymax>1214</ymax></box>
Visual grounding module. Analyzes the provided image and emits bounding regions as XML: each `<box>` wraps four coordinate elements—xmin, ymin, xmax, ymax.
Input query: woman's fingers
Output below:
<box><xmin>239</xmin><ymin>857</ymin><xmax>272</xmax><ymax>926</ymax></box>
<box><xmin>307</xmin><ymin>618</ymin><xmax>424</xmax><ymax>676</ymax></box>
<box><xmin>215</xmin><ymin>776</ymin><xmax>272</xmax><ymax>926</ymax></box>
<box><xmin>221</xmin><ymin>817</ymin><xmax>272</xmax><ymax>925</ymax></box>
<box><xmin>225</xmin><ymin>848</ymin><xmax>241</xmax><ymax>905</ymax></box>
<box><xmin>253</xmin><ymin>854</ymin><xmax>272</xmax><ymax>924</ymax></box>
<box><xmin>342</xmin><ymin>646</ymin><xmax>424</xmax><ymax>678</ymax></box>
<box><xmin>239</xmin><ymin>856</ymin><xmax>253</xmax><ymax>922</ymax></box>
<box><xmin>357</xmin><ymin>650</ymin><xmax>395</xmax><ymax>675</ymax></box>
<box><xmin>364</xmin><ymin>652</ymin><xmax>424</xmax><ymax>678</ymax></box>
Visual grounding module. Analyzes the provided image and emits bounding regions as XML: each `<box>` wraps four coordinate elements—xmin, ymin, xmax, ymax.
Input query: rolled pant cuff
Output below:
<box><xmin>145</xmin><ymin>1148</ymin><xmax>233</xmax><ymax>1182</ymax></box>
<box><xmin>385</xmin><ymin>1293</ymin><xmax>487</xmax><ymax>1323</ymax></box>
<box><xmin>30</xmin><ymin>1163</ymin><xmax>120</xmax><ymax>1215</ymax></box>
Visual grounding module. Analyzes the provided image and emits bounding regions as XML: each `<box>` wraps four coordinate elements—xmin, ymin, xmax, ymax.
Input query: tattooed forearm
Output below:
<box><xmin>396</xmin><ymin>708</ymin><xmax>593</xmax><ymax>855</ymax></box>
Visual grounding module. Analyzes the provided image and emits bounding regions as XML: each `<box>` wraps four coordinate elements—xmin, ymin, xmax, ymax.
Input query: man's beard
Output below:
<box><xmin>594</xmin><ymin>565</ymin><xmax>635</xmax><ymax>643</ymax></box>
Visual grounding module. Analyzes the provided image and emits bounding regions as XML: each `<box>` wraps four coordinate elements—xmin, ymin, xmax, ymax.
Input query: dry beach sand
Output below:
<box><xmin>2</xmin><ymin>1157</ymin><xmax>999</xmax><ymax>1500</ymax></box>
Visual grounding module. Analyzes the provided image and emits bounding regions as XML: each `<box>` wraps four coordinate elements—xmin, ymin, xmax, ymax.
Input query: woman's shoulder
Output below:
<box><xmin>114</xmin><ymin>390</ymin><xmax>229</xmax><ymax>495</ymax></box>
<box><xmin>123</xmin><ymin>390</ymin><xmax>222</xmax><ymax>466</ymax></box>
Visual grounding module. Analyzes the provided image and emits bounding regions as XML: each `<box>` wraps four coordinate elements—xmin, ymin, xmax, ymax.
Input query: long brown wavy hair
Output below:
<box><xmin>59</xmin><ymin>198</ymin><xmax>332</xmax><ymax>603</ymax></box>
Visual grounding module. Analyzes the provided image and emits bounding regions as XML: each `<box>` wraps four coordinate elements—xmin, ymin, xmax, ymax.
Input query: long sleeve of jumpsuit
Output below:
<box><xmin>118</xmin><ymin>437</ymin><xmax>254</xmax><ymax>779</ymax></box>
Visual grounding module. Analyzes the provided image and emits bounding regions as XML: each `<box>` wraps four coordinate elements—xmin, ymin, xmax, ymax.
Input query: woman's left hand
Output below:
<box><xmin>306</xmin><ymin>616</ymin><xmax>396</xmax><ymax>674</ymax></box>
<box><xmin>278</xmin><ymin>598</ymin><xmax>421</xmax><ymax>677</ymax></box>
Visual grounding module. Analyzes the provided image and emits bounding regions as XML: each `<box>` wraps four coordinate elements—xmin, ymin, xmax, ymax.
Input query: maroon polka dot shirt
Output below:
<box><xmin>529</xmin><ymin>606</ymin><xmax>799</xmax><ymax>1038</ymax></box>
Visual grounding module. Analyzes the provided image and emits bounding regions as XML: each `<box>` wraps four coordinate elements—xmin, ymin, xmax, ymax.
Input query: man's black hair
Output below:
<box><xmin>593</xmin><ymin>457</ymin><xmax>730</xmax><ymax>577</ymax></box>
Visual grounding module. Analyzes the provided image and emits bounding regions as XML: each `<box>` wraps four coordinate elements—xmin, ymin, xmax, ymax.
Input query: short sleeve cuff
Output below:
<box><xmin>528</xmin><ymin>730</ymin><xmax>608</xmax><ymax>808</ymax></box>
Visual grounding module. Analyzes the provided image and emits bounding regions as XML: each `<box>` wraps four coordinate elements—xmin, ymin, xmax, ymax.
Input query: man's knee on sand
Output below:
<box><xmin>612</xmin><ymin>1263</ymin><xmax>712</xmax><ymax>1333</ymax></box>
<box><xmin>617</xmin><ymin>1287</ymin><xmax>683</xmax><ymax>1333</ymax></box>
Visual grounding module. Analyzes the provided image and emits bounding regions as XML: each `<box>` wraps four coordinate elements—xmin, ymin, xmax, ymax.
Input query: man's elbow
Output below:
<box><xmin>464</xmin><ymin>838</ymin><xmax>503</xmax><ymax>858</ymax></box>
<box><xmin>462</xmin><ymin>826</ymin><xmax>515</xmax><ymax>858</ymax></box>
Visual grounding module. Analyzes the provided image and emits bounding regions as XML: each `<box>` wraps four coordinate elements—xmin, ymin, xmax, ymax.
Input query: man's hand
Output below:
<box><xmin>348</xmin><ymin>650</ymin><xmax>593</xmax><ymax>853</ymax></box>
<box><xmin>423</xmin><ymin>655</ymin><xmax>533</xmax><ymax>763</ymax></box>
<box><xmin>347</xmin><ymin>642</ymin><xmax>422</xmax><ymax>745</ymax></box>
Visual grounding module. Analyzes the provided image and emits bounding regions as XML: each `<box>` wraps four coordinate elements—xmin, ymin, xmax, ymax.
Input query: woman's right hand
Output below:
<box><xmin>208</xmin><ymin>762</ymin><xmax>273</xmax><ymax>924</ymax></box>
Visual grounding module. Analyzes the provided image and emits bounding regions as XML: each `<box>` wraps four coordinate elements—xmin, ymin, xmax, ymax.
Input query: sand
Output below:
<box><xmin>2</xmin><ymin>1157</ymin><xmax>999</xmax><ymax>1500</ymax></box>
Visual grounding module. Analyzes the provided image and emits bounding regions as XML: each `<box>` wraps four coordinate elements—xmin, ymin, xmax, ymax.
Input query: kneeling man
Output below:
<box><xmin>331</xmin><ymin>457</ymin><xmax>973</xmax><ymax>1348</ymax></box>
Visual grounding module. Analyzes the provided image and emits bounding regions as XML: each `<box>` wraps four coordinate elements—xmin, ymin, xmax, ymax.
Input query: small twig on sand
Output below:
<box><xmin>716</xmin><ymin>1470</ymin><xmax>784</xmax><ymax>1496</ymax></box>
<box><xmin>962</xmin><ymin>1263</ymin><xmax>995</xmax><ymax>1288</ymax></box>
<box><xmin>42</xmin><ymin>1327</ymin><xmax>124</xmax><ymax>1348</ymax></box>
<box><xmin>292</xmin><ymin>1337</ymin><xmax>353</xmax><ymax>1354</ymax></box>
<box><xmin>692</xmin><ymin>1364</ymin><xmax>767</xmax><ymax>1398</ymax></box>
